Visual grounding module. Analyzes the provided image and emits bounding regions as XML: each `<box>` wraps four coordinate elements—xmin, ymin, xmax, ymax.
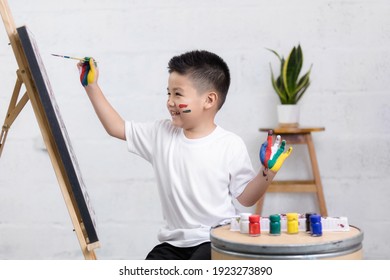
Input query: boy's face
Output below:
<box><xmin>167</xmin><ymin>72</ymin><xmax>209</xmax><ymax>130</ymax></box>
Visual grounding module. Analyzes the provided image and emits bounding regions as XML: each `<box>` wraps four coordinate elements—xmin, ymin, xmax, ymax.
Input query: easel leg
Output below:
<box><xmin>82</xmin><ymin>246</ymin><xmax>97</xmax><ymax>260</ymax></box>
<box><xmin>0</xmin><ymin>71</ymin><xmax>29</xmax><ymax>157</ymax></box>
<box><xmin>77</xmin><ymin>222</ymin><xmax>98</xmax><ymax>260</ymax></box>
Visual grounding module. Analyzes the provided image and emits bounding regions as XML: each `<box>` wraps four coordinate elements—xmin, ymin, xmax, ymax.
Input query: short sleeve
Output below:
<box><xmin>125</xmin><ymin>120</ymin><xmax>157</xmax><ymax>162</ymax></box>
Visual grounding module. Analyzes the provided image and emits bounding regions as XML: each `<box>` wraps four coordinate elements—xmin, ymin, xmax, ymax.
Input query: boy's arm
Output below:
<box><xmin>236</xmin><ymin>168</ymin><xmax>275</xmax><ymax>207</ymax></box>
<box><xmin>79</xmin><ymin>59</ymin><xmax>126</xmax><ymax>140</ymax></box>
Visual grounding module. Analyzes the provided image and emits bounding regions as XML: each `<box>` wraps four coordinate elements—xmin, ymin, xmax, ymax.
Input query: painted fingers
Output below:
<box><xmin>270</xmin><ymin>146</ymin><xmax>293</xmax><ymax>172</ymax></box>
<box><xmin>79</xmin><ymin>57</ymin><xmax>97</xmax><ymax>87</ymax></box>
<box><xmin>260</xmin><ymin>130</ymin><xmax>273</xmax><ymax>168</ymax></box>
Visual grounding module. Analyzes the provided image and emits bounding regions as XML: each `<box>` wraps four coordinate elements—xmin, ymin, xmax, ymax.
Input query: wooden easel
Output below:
<box><xmin>0</xmin><ymin>0</ymin><xmax>99</xmax><ymax>259</ymax></box>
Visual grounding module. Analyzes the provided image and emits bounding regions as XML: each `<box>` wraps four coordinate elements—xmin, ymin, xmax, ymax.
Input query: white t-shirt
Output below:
<box><xmin>125</xmin><ymin>119</ymin><xmax>255</xmax><ymax>247</ymax></box>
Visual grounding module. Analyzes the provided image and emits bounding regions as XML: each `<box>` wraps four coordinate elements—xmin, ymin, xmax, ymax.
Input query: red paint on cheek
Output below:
<box><xmin>179</xmin><ymin>104</ymin><xmax>188</xmax><ymax>108</ymax></box>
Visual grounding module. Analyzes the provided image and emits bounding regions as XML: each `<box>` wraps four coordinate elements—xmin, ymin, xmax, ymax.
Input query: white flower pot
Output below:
<box><xmin>277</xmin><ymin>104</ymin><xmax>300</xmax><ymax>127</ymax></box>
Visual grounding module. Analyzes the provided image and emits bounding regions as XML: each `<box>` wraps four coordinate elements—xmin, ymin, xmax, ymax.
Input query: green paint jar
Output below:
<box><xmin>269</xmin><ymin>214</ymin><xmax>281</xmax><ymax>236</ymax></box>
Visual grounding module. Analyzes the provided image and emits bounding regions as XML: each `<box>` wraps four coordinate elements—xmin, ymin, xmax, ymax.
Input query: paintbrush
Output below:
<box><xmin>51</xmin><ymin>54</ymin><xmax>97</xmax><ymax>63</ymax></box>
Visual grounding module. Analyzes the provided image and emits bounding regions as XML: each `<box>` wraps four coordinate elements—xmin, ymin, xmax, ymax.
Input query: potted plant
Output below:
<box><xmin>268</xmin><ymin>44</ymin><xmax>312</xmax><ymax>127</ymax></box>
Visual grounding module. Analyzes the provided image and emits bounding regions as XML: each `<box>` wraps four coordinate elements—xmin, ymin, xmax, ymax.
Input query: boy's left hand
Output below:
<box><xmin>259</xmin><ymin>130</ymin><xmax>292</xmax><ymax>172</ymax></box>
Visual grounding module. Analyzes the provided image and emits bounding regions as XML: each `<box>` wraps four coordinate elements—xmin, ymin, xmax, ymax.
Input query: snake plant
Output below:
<box><xmin>268</xmin><ymin>44</ymin><xmax>312</xmax><ymax>104</ymax></box>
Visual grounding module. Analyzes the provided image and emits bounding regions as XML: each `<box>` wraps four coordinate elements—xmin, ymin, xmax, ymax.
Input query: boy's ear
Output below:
<box><xmin>204</xmin><ymin>91</ymin><xmax>218</xmax><ymax>109</ymax></box>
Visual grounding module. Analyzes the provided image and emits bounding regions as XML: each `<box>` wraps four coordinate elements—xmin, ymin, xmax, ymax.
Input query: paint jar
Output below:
<box><xmin>239</xmin><ymin>213</ymin><xmax>251</xmax><ymax>234</ymax></box>
<box><xmin>269</xmin><ymin>214</ymin><xmax>281</xmax><ymax>236</ymax></box>
<box><xmin>230</xmin><ymin>216</ymin><xmax>240</xmax><ymax>231</ymax></box>
<box><xmin>310</xmin><ymin>214</ymin><xmax>323</xmax><ymax>237</ymax></box>
<box><xmin>249</xmin><ymin>215</ymin><xmax>261</xmax><ymax>237</ymax></box>
<box><xmin>286</xmin><ymin>212</ymin><xmax>299</xmax><ymax>234</ymax></box>
<box><xmin>305</xmin><ymin>212</ymin><xmax>316</xmax><ymax>233</ymax></box>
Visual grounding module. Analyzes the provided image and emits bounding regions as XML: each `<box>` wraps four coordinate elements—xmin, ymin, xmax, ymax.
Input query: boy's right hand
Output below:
<box><xmin>78</xmin><ymin>57</ymin><xmax>98</xmax><ymax>87</ymax></box>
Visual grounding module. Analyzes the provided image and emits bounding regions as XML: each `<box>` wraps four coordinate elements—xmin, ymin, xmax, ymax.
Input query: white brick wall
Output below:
<box><xmin>0</xmin><ymin>0</ymin><xmax>389</xmax><ymax>259</ymax></box>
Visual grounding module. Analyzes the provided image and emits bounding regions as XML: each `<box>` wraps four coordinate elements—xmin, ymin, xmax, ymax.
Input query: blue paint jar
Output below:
<box><xmin>310</xmin><ymin>214</ymin><xmax>322</xmax><ymax>237</ymax></box>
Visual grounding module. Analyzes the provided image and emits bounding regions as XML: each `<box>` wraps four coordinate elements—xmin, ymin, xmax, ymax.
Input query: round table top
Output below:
<box><xmin>210</xmin><ymin>225</ymin><xmax>363</xmax><ymax>256</ymax></box>
<box><xmin>259</xmin><ymin>127</ymin><xmax>325</xmax><ymax>134</ymax></box>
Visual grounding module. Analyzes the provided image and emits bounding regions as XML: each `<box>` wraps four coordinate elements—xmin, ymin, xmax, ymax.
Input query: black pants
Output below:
<box><xmin>146</xmin><ymin>242</ymin><xmax>211</xmax><ymax>260</ymax></box>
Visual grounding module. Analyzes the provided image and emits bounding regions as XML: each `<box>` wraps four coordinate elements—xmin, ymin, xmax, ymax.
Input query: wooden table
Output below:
<box><xmin>257</xmin><ymin>127</ymin><xmax>328</xmax><ymax>216</ymax></box>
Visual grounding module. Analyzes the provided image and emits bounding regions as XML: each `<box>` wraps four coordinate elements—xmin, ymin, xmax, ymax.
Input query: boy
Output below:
<box><xmin>78</xmin><ymin>50</ymin><xmax>291</xmax><ymax>259</ymax></box>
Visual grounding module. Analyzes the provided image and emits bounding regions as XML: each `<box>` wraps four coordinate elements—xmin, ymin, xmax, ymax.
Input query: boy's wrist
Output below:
<box><xmin>84</xmin><ymin>83</ymin><xmax>99</xmax><ymax>94</ymax></box>
<box><xmin>261</xmin><ymin>165</ymin><xmax>276</xmax><ymax>181</ymax></box>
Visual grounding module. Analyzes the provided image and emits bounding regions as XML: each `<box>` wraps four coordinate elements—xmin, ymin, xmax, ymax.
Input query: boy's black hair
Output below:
<box><xmin>168</xmin><ymin>50</ymin><xmax>230</xmax><ymax>110</ymax></box>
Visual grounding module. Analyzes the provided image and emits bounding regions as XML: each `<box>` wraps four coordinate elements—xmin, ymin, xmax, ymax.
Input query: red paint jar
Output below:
<box><xmin>249</xmin><ymin>215</ymin><xmax>261</xmax><ymax>236</ymax></box>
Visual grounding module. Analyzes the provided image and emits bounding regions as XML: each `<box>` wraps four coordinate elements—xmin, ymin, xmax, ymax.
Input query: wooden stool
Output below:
<box><xmin>256</xmin><ymin>127</ymin><xmax>328</xmax><ymax>216</ymax></box>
